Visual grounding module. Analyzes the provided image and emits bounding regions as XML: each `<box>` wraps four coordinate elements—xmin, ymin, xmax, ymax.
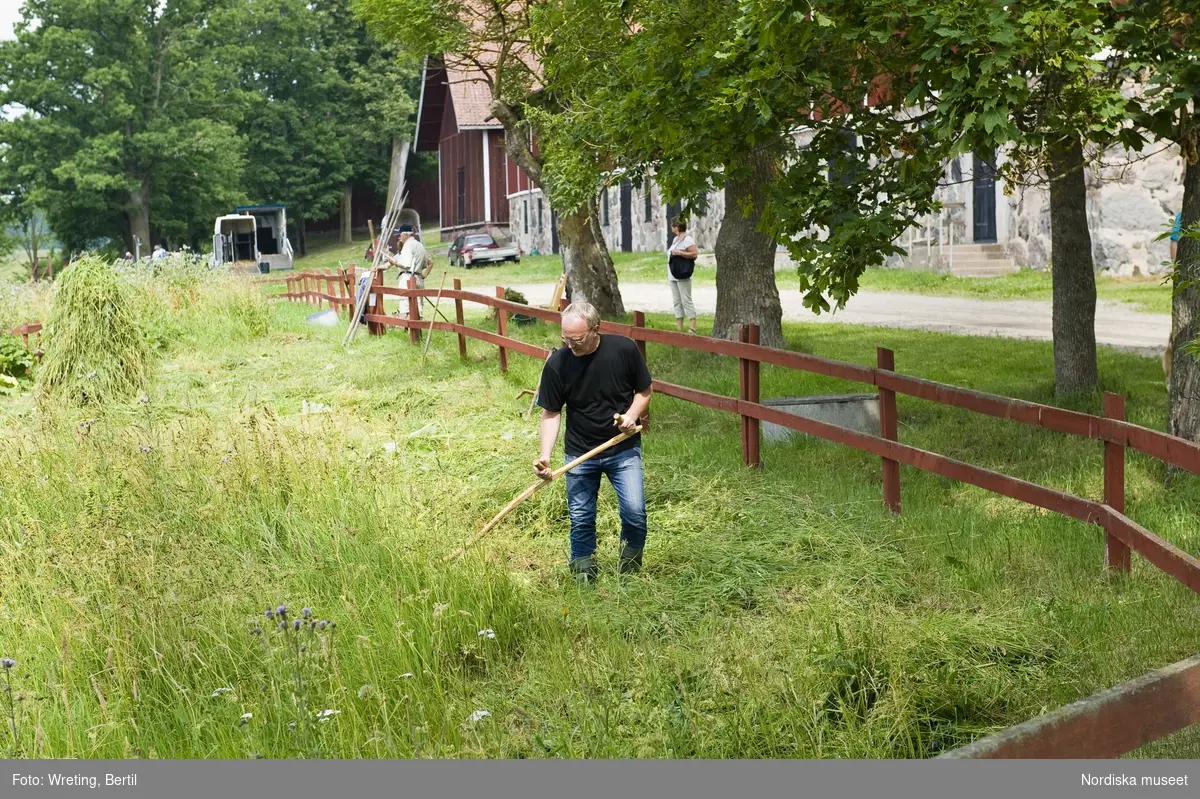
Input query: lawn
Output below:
<box><xmin>292</xmin><ymin>232</ymin><xmax>1173</xmax><ymax>316</ymax></box>
<box><xmin>0</xmin><ymin>257</ymin><xmax>1196</xmax><ymax>759</ymax></box>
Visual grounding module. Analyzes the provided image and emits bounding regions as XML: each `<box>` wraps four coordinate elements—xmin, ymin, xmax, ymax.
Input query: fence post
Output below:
<box><xmin>634</xmin><ymin>311</ymin><xmax>650</xmax><ymax>431</ymax></box>
<box><xmin>738</xmin><ymin>325</ymin><xmax>752</xmax><ymax>467</ymax></box>
<box><xmin>368</xmin><ymin>270</ymin><xmax>385</xmax><ymax>336</ymax></box>
<box><xmin>877</xmin><ymin>347</ymin><xmax>901</xmax><ymax>515</ymax></box>
<box><xmin>496</xmin><ymin>285</ymin><xmax>509</xmax><ymax>373</ymax></box>
<box><xmin>1104</xmin><ymin>392</ymin><xmax>1131</xmax><ymax>574</ymax></box>
<box><xmin>747</xmin><ymin>323</ymin><xmax>761</xmax><ymax>468</ymax></box>
<box><xmin>453</xmin><ymin>278</ymin><xmax>467</xmax><ymax>358</ymax></box>
<box><xmin>408</xmin><ymin>275</ymin><xmax>421</xmax><ymax>345</ymax></box>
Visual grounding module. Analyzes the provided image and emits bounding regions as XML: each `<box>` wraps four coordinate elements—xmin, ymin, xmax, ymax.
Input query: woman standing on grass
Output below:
<box><xmin>667</xmin><ymin>217</ymin><xmax>698</xmax><ymax>334</ymax></box>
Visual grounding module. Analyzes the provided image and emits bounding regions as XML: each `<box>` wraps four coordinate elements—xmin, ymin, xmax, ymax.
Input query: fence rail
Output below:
<box><xmin>271</xmin><ymin>271</ymin><xmax>1200</xmax><ymax>757</ymax></box>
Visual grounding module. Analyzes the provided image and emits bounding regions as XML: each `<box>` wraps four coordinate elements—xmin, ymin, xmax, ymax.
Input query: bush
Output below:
<box><xmin>0</xmin><ymin>335</ymin><xmax>34</xmax><ymax>378</ymax></box>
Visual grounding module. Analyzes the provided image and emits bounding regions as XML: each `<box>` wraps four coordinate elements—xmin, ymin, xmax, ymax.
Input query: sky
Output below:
<box><xmin>0</xmin><ymin>0</ymin><xmax>20</xmax><ymax>42</ymax></box>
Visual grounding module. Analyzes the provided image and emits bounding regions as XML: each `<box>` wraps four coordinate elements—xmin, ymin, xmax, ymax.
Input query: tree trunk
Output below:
<box><xmin>28</xmin><ymin>221</ymin><xmax>38</xmax><ymax>282</ymax></box>
<box><xmin>558</xmin><ymin>198</ymin><xmax>625</xmax><ymax>317</ymax></box>
<box><xmin>1047</xmin><ymin>134</ymin><xmax>1098</xmax><ymax>397</ymax></box>
<box><xmin>340</xmin><ymin>183</ymin><xmax>353</xmax><ymax>245</ymax></box>
<box><xmin>1168</xmin><ymin>153</ymin><xmax>1200</xmax><ymax>453</ymax></box>
<box><xmin>129</xmin><ymin>180</ymin><xmax>151</xmax><ymax>258</ymax></box>
<box><xmin>712</xmin><ymin>147</ymin><xmax>785</xmax><ymax>348</ymax></box>
<box><xmin>387</xmin><ymin>137</ymin><xmax>408</xmax><ymax>210</ymax></box>
<box><xmin>297</xmin><ymin>217</ymin><xmax>307</xmax><ymax>257</ymax></box>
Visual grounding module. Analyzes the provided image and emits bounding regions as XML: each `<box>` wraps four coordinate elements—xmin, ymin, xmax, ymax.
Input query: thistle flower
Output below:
<box><xmin>276</xmin><ymin>605</ymin><xmax>287</xmax><ymax>618</ymax></box>
<box><xmin>301</xmin><ymin>607</ymin><xmax>312</xmax><ymax>619</ymax></box>
<box><xmin>318</xmin><ymin>621</ymin><xmax>327</xmax><ymax>631</ymax></box>
<box><xmin>293</xmin><ymin>619</ymin><xmax>301</xmax><ymax>631</ymax></box>
<box><xmin>0</xmin><ymin>659</ymin><xmax>14</xmax><ymax>670</ymax></box>
<box><xmin>265</xmin><ymin>608</ymin><xmax>274</xmax><ymax>619</ymax></box>
<box><xmin>278</xmin><ymin>621</ymin><xmax>286</xmax><ymax>630</ymax></box>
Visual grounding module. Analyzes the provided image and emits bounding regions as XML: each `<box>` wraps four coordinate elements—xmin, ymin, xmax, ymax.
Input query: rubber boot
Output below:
<box><xmin>618</xmin><ymin>544</ymin><xmax>643</xmax><ymax>574</ymax></box>
<box><xmin>570</xmin><ymin>555</ymin><xmax>598</xmax><ymax>585</ymax></box>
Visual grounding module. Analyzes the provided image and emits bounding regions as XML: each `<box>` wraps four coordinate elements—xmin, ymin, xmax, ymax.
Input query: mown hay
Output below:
<box><xmin>36</xmin><ymin>256</ymin><xmax>152</xmax><ymax>408</ymax></box>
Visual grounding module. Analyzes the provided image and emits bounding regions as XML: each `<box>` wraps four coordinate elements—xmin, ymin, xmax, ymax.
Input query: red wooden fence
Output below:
<box><xmin>269</xmin><ymin>276</ymin><xmax>1200</xmax><ymax>757</ymax></box>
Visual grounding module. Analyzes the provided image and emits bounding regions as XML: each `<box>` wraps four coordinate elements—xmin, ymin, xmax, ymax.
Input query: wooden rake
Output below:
<box><xmin>442</xmin><ymin>420</ymin><xmax>643</xmax><ymax>564</ymax></box>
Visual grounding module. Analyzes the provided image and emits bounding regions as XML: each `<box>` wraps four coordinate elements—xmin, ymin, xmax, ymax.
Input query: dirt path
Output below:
<box><xmin>503</xmin><ymin>282</ymin><xmax>1171</xmax><ymax>356</ymax></box>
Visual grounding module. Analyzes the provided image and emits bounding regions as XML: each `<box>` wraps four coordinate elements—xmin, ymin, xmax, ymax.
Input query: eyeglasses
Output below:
<box><xmin>561</xmin><ymin>329</ymin><xmax>596</xmax><ymax>346</ymax></box>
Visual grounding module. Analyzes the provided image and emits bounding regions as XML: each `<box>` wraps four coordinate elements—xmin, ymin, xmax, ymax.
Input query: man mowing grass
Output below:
<box><xmin>534</xmin><ymin>302</ymin><xmax>653</xmax><ymax>584</ymax></box>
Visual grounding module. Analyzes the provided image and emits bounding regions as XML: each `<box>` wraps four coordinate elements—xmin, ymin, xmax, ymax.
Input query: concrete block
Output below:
<box><xmin>760</xmin><ymin>393</ymin><xmax>881</xmax><ymax>443</ymax></box>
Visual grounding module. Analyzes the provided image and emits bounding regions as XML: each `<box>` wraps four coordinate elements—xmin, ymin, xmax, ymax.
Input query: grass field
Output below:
<box><xmin>0</xmin><ymin>255</ymin><xmax>1196</xmax><ymax>759</ymax></box>
<box><xmin>292</xmin><ymin>232</ymin><xmax>1173</xmax><ymax>316</ymax></box>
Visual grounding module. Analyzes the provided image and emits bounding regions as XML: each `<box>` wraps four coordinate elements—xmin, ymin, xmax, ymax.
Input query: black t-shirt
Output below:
<box><xmin>537</xmin><ymin>334</ymin><xmax>652</xmax><ymax>456</ymax></box>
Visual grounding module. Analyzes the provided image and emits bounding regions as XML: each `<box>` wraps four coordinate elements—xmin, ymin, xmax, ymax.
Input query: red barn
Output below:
<box><xmin>415</xmin><ymin>56</ymin><xmax>512</xmax><ymax>240</ymax></box>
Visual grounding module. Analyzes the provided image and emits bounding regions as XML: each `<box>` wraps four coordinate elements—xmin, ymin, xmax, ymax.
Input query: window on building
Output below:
<box><xmin>456</xmin><ymin>167</ymin><xmax>466</xmax><ymax>223</ymax></box>
<box><xmin>538</xmin><ymin>197</ymin><xmax>543</xmax><ymax>231</ymax></box>
<box><xmin>644</xmin><ymin>186</ymin><xmax>653</xmax><ymax>222</ymax></box>
<box><xmin>601</xmin><ymin>188</ymin><xmax>609</xmax><ymax>226</ymax></box>
<box><xmin>524</xmin><ymin>200</ymin><xmax>529</xmax><ymax>234</ymax></box>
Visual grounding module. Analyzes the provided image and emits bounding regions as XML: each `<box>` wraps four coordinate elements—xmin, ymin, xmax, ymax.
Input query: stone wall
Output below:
<box><xmin>507</xmin><ymin>178</ymin><xmax>726</xmax><ymax>258</ymax></box>
<box><xmin>1003</xmin><ymin>143</ymin><xmax>1183</xmax><ymax>276</ymax></box>
<box><xmin>506</xmin><ymin>141</ymin><xmax>1184</xmax><ymax>278</ymax></box>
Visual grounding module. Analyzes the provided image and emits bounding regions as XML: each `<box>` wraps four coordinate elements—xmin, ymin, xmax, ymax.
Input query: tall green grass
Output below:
<box><xmin>0</xmin><ymin>283</ymin><xmax>1196</xmax><ymax>759</ymax></box>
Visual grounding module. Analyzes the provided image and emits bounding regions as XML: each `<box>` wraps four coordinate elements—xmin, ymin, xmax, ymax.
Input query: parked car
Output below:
<box><xmin>448</xmin><ymin>233</ymin><xmax>521</xmax><ymax>268</ymax></box>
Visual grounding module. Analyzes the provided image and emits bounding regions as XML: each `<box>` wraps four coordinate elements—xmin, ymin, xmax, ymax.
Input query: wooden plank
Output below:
<box><xmin>365</xmin><ymin>315</ymin><xmax>456</xmax><ymax>334</ymax></box>
<box><xmin>467</xmin><ymin>327</ymin><xmax>551</xmax><ymax>361</ymax></box>
<box><xmin>652</xmin><ymin>380</ymin><xmax>739</xmax><ymax>415</ymax></box>
<box><xmin>606</xmin><ymin>322</ymin><xmax>879</xmax><ymax>385</ymax></box>
<box><xmin>496</xmin><ymin>286</ymin><xmax>509</xmax><ymax>373</ymax></box>
<box><xmin>875</xmin><ymin>372</ymin><xmax>1200</xmax><ymax>477</ymax></box>
<box><xmin>1104</xmin><ymin>510</ymin><xmax>1200</xmax><ymax>595</ymax></box>
<box><xmin>939</xmin><ymin>654</ymin><xmax>1200</xmax><ymax>759</ymax></box>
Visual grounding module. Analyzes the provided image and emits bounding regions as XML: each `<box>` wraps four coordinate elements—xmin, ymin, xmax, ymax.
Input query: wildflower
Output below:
<box><xmin>316</xmin><ymin>709</ymin><xmax>340</xmax><ymax>722</ymax></box>
<box><xmin>250</xmin><ymin>627</ymin><xmax>261</xmax><ymax>636</ymax></box>
<box><xmin>238</xmin><ymin>713</ymin><xmax>252</xmax><ymax>728</ymax></box>
<box><xmin>278</xmin><ymin>621</ymin><xmax>286</xmax><ymax>630</ymax></box>
<box><xmin>477</xmin><ymin>629</ymin><xmax>496</xmax><ymax>640</ymax></box>
<box><xmin>139</xmin><ymin>445</ymin><xmax>153</xmax><ymax>454</ymax></box>
<box><xmin>137</xmin><ymin>396</ymin><xmax>149</xmax><ymax>404</ymax></box>
<box><xmin>288</xmin><ymin>722</ymin><xmax>297</xmax><ymax>730</ymax></box>
<box><xmin>432</xmin><ymin>602</ymin><xmax>449</xmax><ymax>620</ymax></box>
<box><xmin>86</xmin><ymin>371</ymin><xmax>97</xmax><ymax>380</ymax></box>
<box><xmin>265</xmin><ymin>609</ymin><xmax>274</xmax><ymax>619</ymax></box>
<box><xmin>465</xmin><ymin>709</ymin><xmax>491</xmax><ymax>726</ymax></box>
<box><xmin>211</xmin><ymin>687</ymin><xmax>235</xmax><ymax>698</ymax></box>
<box><xmin>275</xmin><ymin>605</ymin><xmax>287</xmax><ymax>619</ymax></box>
<box><xmin>0</xmin><ymin>659</ymin><xmax>14</xmax><ymax>670</ymax></box>
<box><xmin>301</xmin><ymin>607</ymin><xmax>312</xmax><ymax>619</ymax></box>
<box><xmin>222</xmin><ymin>456</ymin><xmax>230</xmax><ymax>464</ymax></box>
<box><xmin>399</xmin><ymin>673</ymin><xmax>414</xmax><ymax>679</ymax></box>
<box><xmin>330</xmin><ymin>622</ymin><xmax>337</xmax><ymax>631</ymax></box>
<box><xmin>293</xmin><ymin>619</ymin><xmax>301</xmax><ymax>631</ymax></box>
<box><xmin>318</xmin><ymin>621</ymin><xmax>327</xmax><ymax>631</ymax></box>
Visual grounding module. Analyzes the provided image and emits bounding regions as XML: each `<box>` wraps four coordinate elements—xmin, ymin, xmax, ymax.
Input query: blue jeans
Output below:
<box><xmin>564</xmin><ymin>445</ymin><xmax>647</xmax><ymax>561</ymax></box>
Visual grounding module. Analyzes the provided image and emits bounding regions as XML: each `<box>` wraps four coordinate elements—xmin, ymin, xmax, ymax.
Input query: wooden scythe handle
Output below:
<box><xmin>443</xmin><ymin>423</ymin><xmax>644</xmax><ymax>564</ymax></box>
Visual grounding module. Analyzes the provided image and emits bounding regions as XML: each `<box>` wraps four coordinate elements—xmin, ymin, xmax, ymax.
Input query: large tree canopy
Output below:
<box><xmin>0</xmin><ymin>0</ymin><xmax>249</xmax><ymax>254</ymax></box>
